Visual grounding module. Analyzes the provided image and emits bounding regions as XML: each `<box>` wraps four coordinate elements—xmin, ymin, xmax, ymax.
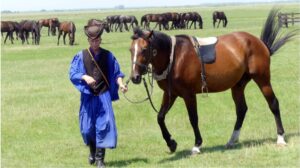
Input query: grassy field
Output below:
<box><xmin>2</xmin><ymin>3</ymin><xmax>300</xmax><ymax>168</ymax></box>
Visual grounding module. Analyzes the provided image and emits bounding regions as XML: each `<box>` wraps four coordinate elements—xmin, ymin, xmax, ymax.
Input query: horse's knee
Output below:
<box><xmin>157</xmin><ymin>113</ymin><xmax>165</xmax><ymax>125</ymax></box>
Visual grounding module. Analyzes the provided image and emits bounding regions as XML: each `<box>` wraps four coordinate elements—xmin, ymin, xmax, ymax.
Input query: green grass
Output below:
<box><xmin>2</xmin><ymin>3</ymin><xmax>300</xmax><ymax>168</ymax></box>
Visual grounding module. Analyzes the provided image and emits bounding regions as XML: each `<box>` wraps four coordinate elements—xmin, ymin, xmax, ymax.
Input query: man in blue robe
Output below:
<box><xmin>69</xmin><ymin>24</ymin><xmax>128</xmax><ymax>168</ymax></box>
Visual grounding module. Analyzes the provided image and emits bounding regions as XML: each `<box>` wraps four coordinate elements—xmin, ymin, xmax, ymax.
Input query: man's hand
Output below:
<box><xmin>82</xmin><ymin>75</ymin><xmax>96</xmax><ymax>86</ymax></box>
<box><xmin>117</xmin><ymin>77</ymin><xmax>128</xmax><ymax>93</ymax></box>
<box><xmin>119</xmin><ymin>84</ymin><xmax>128</xmax><ymax>93</ymax></box>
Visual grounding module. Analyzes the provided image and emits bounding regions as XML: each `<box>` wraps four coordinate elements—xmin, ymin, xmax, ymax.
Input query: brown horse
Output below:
<box><xmin>57</xmin><ymin>21</ymin><xmax>76</xmax><ymax>45</ymax></box>
<box><xmin>213</xmin><ymin>11</ymin><xmax>228</xmax><ymax>28</ymax></box>
<box><xmin>38</xmin><ymin>18</ymin><xmax>59</xmax><ymax>36</ymax></box>
<box><xmin>129</xmin><ymin>9</ymin><xmax>298</xmax><ymax>154</ymax></box>
<box><xmin>1</xmin><ymin>21</ymin><xmax>15</xmax><ymax>44</ymax></box>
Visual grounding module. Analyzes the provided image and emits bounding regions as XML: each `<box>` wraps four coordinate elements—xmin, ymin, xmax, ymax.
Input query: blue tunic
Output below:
<box><xmin>69</xmin><ymin>48</ymin><xmax>124</xmax><ymax>148</ymax></box>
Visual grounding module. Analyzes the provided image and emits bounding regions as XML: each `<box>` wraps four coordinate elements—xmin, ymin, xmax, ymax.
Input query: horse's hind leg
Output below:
<box><xmin>183</xmin><ymin>94</ymin><xmax>202</xmax><ymax>155</ymax></box>
<box><xmin>253</xmin><ymin>75</ymin><xmax>286</xmax><ymax>145</ymax></box>
<box><xmin>157</xmin><ymin>92</ymin><xmax>177</xmax><ymax>153</ymax></box>
<box><xmin>226</xmin><ymin>75</ymin><xmax>250</xmax><ymax>148</ymax></box>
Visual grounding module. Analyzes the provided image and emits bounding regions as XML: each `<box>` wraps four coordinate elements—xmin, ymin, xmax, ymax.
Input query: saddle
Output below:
<box><xmin>191</xmin><ymin>36</ymin><xmax>218</xmax><ymax>94</ymax></box>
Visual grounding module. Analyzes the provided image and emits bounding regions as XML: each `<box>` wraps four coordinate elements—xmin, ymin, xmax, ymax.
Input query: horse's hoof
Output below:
<box><xmin>225</xmin><ymin>142</ymin><xmax>235</xmax><ymax>149</ymax></box>
<box><xmin>168</xmin><ymin>139</ymin><xmax>177</xmax><ymax>153</ymax></box>
<box><xmin>277</xmin><ymin>134</ymin><xmax>287</xmax><ymax>147</ymax></box>
<box><xmin>191</xmin><ymin>146</ymin><xmax>201</xmax><ymax>156</ymax></box>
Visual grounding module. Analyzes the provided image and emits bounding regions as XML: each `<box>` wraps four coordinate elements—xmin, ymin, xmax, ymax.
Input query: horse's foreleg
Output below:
<box><xmin>63</xmin><ymin>32</ymin><xmax>67</xmax><ymax>45</ymax></box>
<box><xmin>217</xmin><ymin>20</ymin><xmax>221</xmax><ymax>28</ymax></box>
<box><xmin>253</xmin><ymin>76</ymin><xmax>286</xmax><ymax>146</ymax></box>
<box><xmin>124</xmin><ymin>23</ymin><xmax>129</xmax><ymax>31</ymax></box>
<box><xmin>226</xmin><ymin>75</ymin><xmax>250</xmax><ymax>148</ymax></box>
<box><xmin>4</xmin><ymin>32</ymin><xmax>9</xmax><ymax>44</ymax></box>
<box><xmin>57</xmin><ymin>32</ymin><xmax>61</xmax><ymax>45</ymax></box>
<box><xmin>25</xmin><ymin>32</ymin><xmax>29</xmax><ymax>44</ymax></box>
<box><xmin>183</xmin><ymin>94</ymin><xmax>202</xmax><ymax>155</ymax></box>
<box><xmin>157</xmin><ymin>92</ymin><xmax>177</xmax><ymax>153</ymax></box>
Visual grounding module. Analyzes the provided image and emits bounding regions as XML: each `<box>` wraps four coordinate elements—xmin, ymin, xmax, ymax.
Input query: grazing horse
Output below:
<box><xmin>38</xmin><ymin>18</ymin><xmax>59</xmax><ymax>36</ymax></box>
<box><xmin>129</xmin><ymin>9</ymin><xmax>298</xmax><ymax>154</ymax></box>
<box><xmin>118</xmin><ymin>15</ymin><xmax>138</xmax><ymax>32</ymax></box>
<box><xmin>19</xmin><ymin>20</ymin><xmax>40</xmax><ymax>45</ymax></box>
<box><xmin>213</xmin><ymin>11</ymin><xmax>228</xmax><ymax>28</ymax></box>
<box><xmin>57</xmin><ymin>21</ymin><xmax>76</xmax><ymax>45</ymax></box>
<box><xmin>1</xmin><ymin>21</ymin><xmax>15</xmax><ymax>44</ymax></box>
<box><xmin>181</xmin><ymin>12</ymin><xmax>203</xmax><ymax>29</ymax></box>
<box><xmin>144</xmin><ymin>14</ymin><xmax>169</xmax><ymax>31</ymax></box>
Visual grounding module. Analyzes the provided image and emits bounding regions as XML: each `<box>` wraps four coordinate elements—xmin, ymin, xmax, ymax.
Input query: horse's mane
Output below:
<box><xmin>132</xmin><ymin>27</ymin><xmax>171</xmax><ymax>51</ymax></box>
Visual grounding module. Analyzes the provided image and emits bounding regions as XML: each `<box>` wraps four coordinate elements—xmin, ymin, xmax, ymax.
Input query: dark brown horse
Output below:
<box><xmin>117</xmin><ymin>15</ymin><xmax>138</xmax><ymax>32</ymax></box>
<box><xmin>181</xmin><ymin>12</ymin><xmax>203</xmax><ymax>29</ymax></box>
<box><xmin>143</xmin><ymin>14</ymin><xmax>169</xmax><ymax>31</ymax></box>
<box><xmin>57</xmin><ymin>21</ymin><xmax>76</xmax><ymax>45</ymax></box>
<box><xmin>129</xmin><ymin>9</ymin><xmax>298</xmax><ymax>154</ymax></box>
<box><xmin>213</xmin><ymin>11</ymin><xmax>228</xmax><ymax>28</ymax></box>
<box><xmin>19</xmin><ymin>20</ymin><xmax>41</xmax><ymax>45</ymax></box>
<box><xmin>1</xmin><ymin>21</ymin><xmax>15</xmax><ymax>44</ymax></box>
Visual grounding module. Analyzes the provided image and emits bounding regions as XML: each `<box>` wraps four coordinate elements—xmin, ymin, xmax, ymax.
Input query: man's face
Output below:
<box><xmin>88</xmin><ymin>38</ymin><xmax>101</xmax><ymax>50</ymax></box>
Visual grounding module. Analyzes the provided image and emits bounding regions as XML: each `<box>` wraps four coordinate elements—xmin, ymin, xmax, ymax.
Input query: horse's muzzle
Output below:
<box><xmin>131</xmin><ymin>74</ymin><xmax>142</xmax><ymax>84</ymax></box>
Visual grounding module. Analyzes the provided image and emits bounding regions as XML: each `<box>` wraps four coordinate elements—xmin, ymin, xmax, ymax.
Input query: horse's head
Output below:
<box><xmin>50</xmin><ymin>19</ymin><xmax>59</xmax><ymax>36</ymax></box>
<box><xmin>129</xmin><ymin>28</ymin><xmax>154</xmax><ymax>84</ymax></box>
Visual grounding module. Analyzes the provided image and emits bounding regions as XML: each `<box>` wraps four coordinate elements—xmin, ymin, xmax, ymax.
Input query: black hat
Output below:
<box><xmin>84</xmin><ymin>25</ymin><xmax>103</xmax><ymax>40</ymax></box>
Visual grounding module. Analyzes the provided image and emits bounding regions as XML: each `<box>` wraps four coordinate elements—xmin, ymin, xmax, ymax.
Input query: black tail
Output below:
<box><xmin>260</xmin><ymin>8</ymin><xmax>299</xmax><ymax>56</ymax></box>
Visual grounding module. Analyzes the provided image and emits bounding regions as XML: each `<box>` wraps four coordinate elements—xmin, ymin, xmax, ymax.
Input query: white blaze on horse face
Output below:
<box><xmin>132</xmin><ymin>41</ymin><xmax>138</xmax><ymax>72</ymax></box>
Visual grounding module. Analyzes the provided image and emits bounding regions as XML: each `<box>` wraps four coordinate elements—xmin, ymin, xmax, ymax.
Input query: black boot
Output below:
<box><xmin>88</xmin><ymin>143</ymin><xmax>96</xmax><ymax>165</ymax></box>
<box><xmin>95</xmin><ymin>148</ymin><xmax>106</xmax><ymax>168</ymax></box>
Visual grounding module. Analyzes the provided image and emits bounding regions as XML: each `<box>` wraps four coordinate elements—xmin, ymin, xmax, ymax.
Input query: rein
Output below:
<box><xmin>122</xmin><ymin>69</ymin><xmax>159</xmax><ymax>113</ymax></box>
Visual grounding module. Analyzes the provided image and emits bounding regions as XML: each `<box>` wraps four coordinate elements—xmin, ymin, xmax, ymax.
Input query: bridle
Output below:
<box><xmin>123</xmin><ymin>37</ymin><xmax>160</xmax><ymax>113</ymax></box>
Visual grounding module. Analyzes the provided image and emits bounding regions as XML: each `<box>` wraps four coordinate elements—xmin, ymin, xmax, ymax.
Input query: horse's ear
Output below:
<box><xmin>145</xmin><ymin>30</ymin><xmax>154</xmax><ymax>40</ymax></box>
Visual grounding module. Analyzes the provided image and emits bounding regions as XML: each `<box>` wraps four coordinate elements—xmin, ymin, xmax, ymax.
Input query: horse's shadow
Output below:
<box><xmin>107</xmin><ymin>157</ymin><xmax>149</xmax><ymax>167</ymax></box>
<box><xmin>158</xmin><ymin>132</ymin><xmax>299</xmax><ymax>164</ymax></box>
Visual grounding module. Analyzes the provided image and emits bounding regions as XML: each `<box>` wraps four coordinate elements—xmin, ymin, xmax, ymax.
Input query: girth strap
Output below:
<box><xmin>191</xmin><ymin>36</ymin><xmax>208</xmax><ymax>95</ymax></box>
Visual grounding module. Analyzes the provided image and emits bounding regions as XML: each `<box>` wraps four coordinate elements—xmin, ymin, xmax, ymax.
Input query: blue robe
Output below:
<box><xmin>69</xmin><ymin>48</ymin><xmax>124</xmax><ymax>148</ymax></box>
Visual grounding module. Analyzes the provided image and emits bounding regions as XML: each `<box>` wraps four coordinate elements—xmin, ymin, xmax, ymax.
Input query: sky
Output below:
<box><xmin>1</xmin><ymin>0</ymin><xmax>294</xmax><ymax>12</ymax></box>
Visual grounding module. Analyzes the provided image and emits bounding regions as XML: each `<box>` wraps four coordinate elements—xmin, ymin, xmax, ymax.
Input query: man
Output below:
<box><xmin>69</xmin><ymin>24</ymin><xmax>128</xmax><ymax>168</ymax></box>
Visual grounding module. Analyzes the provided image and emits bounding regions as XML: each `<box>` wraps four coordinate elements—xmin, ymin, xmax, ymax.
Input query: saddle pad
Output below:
<box><xmin>194</xmin><ymin>36</ymin><xmax>218</xmax><ymax>64</ymax></box>
<box><xmin>195</xmin><ymin>37</ymin><xmax>218</xmax><ymax>46</ymax></box>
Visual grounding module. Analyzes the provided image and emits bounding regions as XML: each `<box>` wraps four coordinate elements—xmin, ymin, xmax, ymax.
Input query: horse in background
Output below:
<box><xmin>1</xmin><ymin>21</ymin><xmax>15</xmax><ymax>44</ymax></box>
<box><xmin>57</xmin><ymin>21</ymin><xmax>76</xmax><ymax>45</ymax></box>
<box><xmin>38</xmin><ymin>18</ymin><xmax>59</xmax><ymax>36</ymax></box>
<box><xmin>162</xmin><ymin>12</ymin><xmax>181</xmax><ymax>30</ymax></box>
<box><xmin>117</xmin><ymin>15</ymin><xmax>138</xmax><ymax>32</ymax></box>
<box><xmin>213</xmin><ymin>11</ymin><xmax>228</xmax><ymax>28</ymax></box>
<box><xmin>181</xmin><ymin>12</ymin><xmax>203</xmax><ymax>29</ymax></box>
<box><xmin>19</xmin><ymin>20</ymin><xmax>40</xmax><ymax>45</ymax></box>
<box><xmin>144</xmin><ymin>13</ymin><xmax>169</xmax><ymax>31</ymax></box>
<box><xmin>129</xmin><ymin>8</ymin><xmax>298</xmax><ymax>155</ymax></box>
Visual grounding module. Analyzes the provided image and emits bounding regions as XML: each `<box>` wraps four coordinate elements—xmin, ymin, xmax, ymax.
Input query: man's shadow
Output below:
<box><xmin>158</xmin><ymin>132</ymin><xmax>299</xmax><ymax>164</ymax></box>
